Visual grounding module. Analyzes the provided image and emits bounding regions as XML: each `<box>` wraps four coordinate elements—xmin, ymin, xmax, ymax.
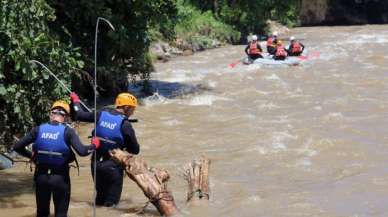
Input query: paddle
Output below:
<box><xmin>228</xmin><ymin>59</ymin><xmax>242</xmax><ymax>68</ymax></box>
<box><xmin>297</xmin><ymin>51</ymin><xmax>320</xmax><ymax>60</ymax></box>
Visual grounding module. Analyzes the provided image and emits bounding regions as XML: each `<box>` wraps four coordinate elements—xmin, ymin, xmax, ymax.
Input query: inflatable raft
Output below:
<box><xmin>243</xmin><ymin>54</ymin><xmax>301</xmax><ymax>66</ymax></box>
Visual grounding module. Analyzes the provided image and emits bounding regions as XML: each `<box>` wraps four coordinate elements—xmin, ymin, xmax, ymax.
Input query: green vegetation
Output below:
<box><xmin>0</xmin><ymin>0</ymin><xmax>82</xmax><ymax>147</ymax></box>
<box><xmin>185</xmin><ymin>0</ymin><xmax>299</xmax><ymax>38</ymax></box>
<box><xmin>47</xmin><ymin>0</ymin><xmax>178</xmax><ymax>97</ymax></box>
<box><xmin>0</xmin><ymin>0</ymin><xmax>177</xmax><ymax>148</ymax></box>
<box><xmin>175</xmin><ymin>0</ymin><xmax>240</xmax><ymax>46</ymax></box>
<box><xmin>1</xmin><ymin>0</ymin><xmax>300</xmax><ymax>149</ymax></box>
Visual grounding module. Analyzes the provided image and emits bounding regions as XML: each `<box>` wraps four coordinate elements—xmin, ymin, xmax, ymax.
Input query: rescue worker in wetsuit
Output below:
<box><xmin>287</xmin><ymin>36</ymin><xmax>305</xmax><ymax>56</ymax></box>
<box><xmin>70</xmin><ymin>92</ymin><xmax>140</xmax><ymax>207</ymax></box>
<box><xmin>244</xmin><ymin>35</ymin><xmax>263</xmax><ymax>63</ymax></box>
<box><xmin>266</xmin><ymin>31</ymin><xmax>278</xmax><ymax>55</ymax></box>
<box><xmin>13</xmin><ymin>100</ymin><xmax>100</xmax><ymax>217</ymax></box>
<box><xmin>273</xmin><ymin>40</ymin><xmax>288</xmax><ymax>61</ymax></box>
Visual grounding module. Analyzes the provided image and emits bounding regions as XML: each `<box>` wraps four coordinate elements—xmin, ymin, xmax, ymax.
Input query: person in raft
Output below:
<box><xmin>70</xmin><ymin>92</ymin><xmax>140</xmax><ymax>207</ymax></box>
<box><xmin>287</xmin><ymin>36</ymin><xmax>305</xmax><ymax>56</ymax></box>
<box><xmin>273</xmin><ymin>40</ymin><xmax>288</xmax><ymax>61</ymax></box>
<box><xmin>13</xmin><ymin>100</ymin><xmax>100</xmax><ymax>217</ymax></box>
<box><xmin>266</xmin><ymin>31</ymin><xmax>278</xmax><ymax>55</ymax></box>
<box><xmin>244</xmin><ymin>35</ymin><xmax>263</xmax><ymax>63</ymax></box>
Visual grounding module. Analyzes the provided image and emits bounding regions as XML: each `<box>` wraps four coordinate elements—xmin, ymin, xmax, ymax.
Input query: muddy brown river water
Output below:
<box><xmin>2</xmin><ymin>25</ymin><xmax>388</xmax><ymax>217</ymax></box>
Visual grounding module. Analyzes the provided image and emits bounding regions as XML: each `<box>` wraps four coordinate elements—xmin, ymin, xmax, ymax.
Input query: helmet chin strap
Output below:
<box><xmin>125</xmin><ymin>107</ymin><xmax>134</xmax><ymax>117</ymax></box>
<box><xmin>49</xmin><ymin>114</ymin><xmax>66</xmax><ymax>123</ymax></box>
<box><xmin>115</xmin><ymin>106</ymin><xmax>134</xmax><ymax>117</ymax></box>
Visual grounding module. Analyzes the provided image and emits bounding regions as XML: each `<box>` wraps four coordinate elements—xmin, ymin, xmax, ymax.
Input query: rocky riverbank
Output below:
<box><xmin>150</xmin><ymin>20</ymin><xmax>290</xmax><ymax>63</ymax></box>
<box><xmin>150</xmin><ymin>37</ymin><xmax>223</xmax><ymax>62</ymax></box>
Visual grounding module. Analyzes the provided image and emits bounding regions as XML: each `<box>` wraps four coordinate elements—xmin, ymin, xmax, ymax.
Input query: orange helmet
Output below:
<box><xmin>51</xmin><ymin>100</ymin><xmax>70</xmax><ymax>114</ymax></box>
<box><xmin>115</xmin><ymin>93</ymin><xmax>137</xmax><ymax>108</ymax></box>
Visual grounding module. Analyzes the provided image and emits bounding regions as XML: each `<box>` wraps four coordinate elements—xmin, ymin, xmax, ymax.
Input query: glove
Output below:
<box><xmin>70</xmin><ymin>92</ymin><xmax>80</xmax><ymax>103</ymax></box>
<box><xmin>91</xmin><ymin>137</ymin><xmax>101</xmax><ymax>149</ymax></box>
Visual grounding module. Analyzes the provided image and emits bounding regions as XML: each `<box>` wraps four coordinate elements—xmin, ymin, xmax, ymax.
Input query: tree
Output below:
<box><xmin>0</xmin><ymin>0</ymin><xmax>83</xmax><ymax>148</ymax></box>
<box><xmin>185</xmin><ymin>0</ymin><xmax>299</xmax><ymax>40</ymax></box>
<box><xmin>47</xmin><ymin>0</ymin><xmax>178</xmax><ymax>97</ymax></box>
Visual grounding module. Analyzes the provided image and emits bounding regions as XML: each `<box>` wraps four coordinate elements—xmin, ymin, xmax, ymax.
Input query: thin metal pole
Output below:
<box><xmin>30</xmin><ymin>60</ymin><xmax>92</xmax><ymax>112</ymax></box>
<box><xmin>92</xmin><ymin>18</ymin><xmax>99</xmax><ymax>217</ymax></box>
<box><xmin>93</xmin><ymin>17</ymin><xmax>115</xmax><ymax>217</ymax></box>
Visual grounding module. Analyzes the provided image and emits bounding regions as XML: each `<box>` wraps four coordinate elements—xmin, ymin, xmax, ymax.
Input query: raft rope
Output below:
<box><xmin>187</xmin><ymin>189</ymin><xmax>210</xmax><ymax>201</ymax></box>
<box><xmin>139</xmin><ymin>190</ymin><xmax>175</xmax><ymax>212</ymax></box>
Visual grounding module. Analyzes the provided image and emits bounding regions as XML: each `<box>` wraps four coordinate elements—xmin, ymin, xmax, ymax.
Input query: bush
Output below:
<box><xmin>186</xmin><ymin>0</ymin><xmax>300</xmax><ymax>40</ymax></box>
<box><xmin>176</xmin><ymin>0</ymin><xmax>240</xmax><ymax>44</ymax></box>
<box><xmin>269</xmin><ymin>0</ymin><xmax>300</xmax><ymax>27</ymax></box>
<box><xmin>0</xmin><ymin>0</ymin><xmax>83</xmax><ymax>148</ymax></box>
<box><xmin>47</xmin><ymin>0</ymin><xmax>178</xmax><ymax>97</ymax></box>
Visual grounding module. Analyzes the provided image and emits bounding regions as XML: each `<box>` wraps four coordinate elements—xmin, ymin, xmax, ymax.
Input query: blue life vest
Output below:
<box><xmin>33</xmin><ymin>123</ymin><xmax>70</xmax><ymax>168</ymax></box>
<box><xmin>95</xmin><ymin>111</ymin><xmax>125</xmax><ymax>153</ymax></box>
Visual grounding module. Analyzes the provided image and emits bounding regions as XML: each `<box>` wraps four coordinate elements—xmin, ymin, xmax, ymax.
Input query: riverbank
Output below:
<box><xmin>149</xmin><ymin>37</ymin><xmax>223</xmax><ymax>62</ymax></box>
<box><xmin>149</xmin><ymin>20</ymin><xmax>291</xmax><ymax>63</ymax></box>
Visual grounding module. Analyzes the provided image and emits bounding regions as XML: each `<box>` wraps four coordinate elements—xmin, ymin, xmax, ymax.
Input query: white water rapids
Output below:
<box><xmin>2</xmin><ymin>25</ymin><xmax>388</xmax><ymax>217</ymax></box>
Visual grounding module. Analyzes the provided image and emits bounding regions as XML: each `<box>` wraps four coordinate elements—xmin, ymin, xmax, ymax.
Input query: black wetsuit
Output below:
<box><xmin>72</xmin><ymin>103</ymin><xmax>140</xmax><ymax>206</ymax></box>
<box><xmin>13</xmin><ymin>121</ymin><xmax>95</xmax><ymax>217</ymax></box>
<box><xmin>245</xmin><ymin>42</ymin><xmax>263</xmax><ymax>63</ymax></box>
<box><xmin>287</xmin><ymin>41</ymin><xmax>305</xmax><ymax>56</ymax></box>
<box><xmin>273</xmin><ymin>54</ymin><xmax>287</xmax><ymax>61</ymax></box>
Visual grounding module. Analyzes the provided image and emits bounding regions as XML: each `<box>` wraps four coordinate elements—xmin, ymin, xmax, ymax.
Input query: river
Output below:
<box><xmin>1</xmin><ymin>25</ymin><xmax>388</xmax><ymax>217</ymax></box>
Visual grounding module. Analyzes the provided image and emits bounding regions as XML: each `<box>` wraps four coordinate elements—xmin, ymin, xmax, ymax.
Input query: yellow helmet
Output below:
<box><xmin>115</xmin><ymin>93</ymin><xmax>137</xmax><ymax>108</ymax></box>
<box><xmin>51</xmin><ymin>100</ymin><xmax>70</xmax><ymax>114</ymax></box>
<box><xmin>277</xmin><ymin>40</ymin><xmax>283</xmax><ymax>45</ymax></box>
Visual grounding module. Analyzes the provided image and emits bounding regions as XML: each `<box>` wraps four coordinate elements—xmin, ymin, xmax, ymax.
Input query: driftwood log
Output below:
<box><xmin>110</xmin><ymin>149</ymin><xmax>178</xmax><ymax>216</ymax></box>
<box><xmin>184</xmin><ymin>156</ymin><xmax>211</xmax><ymax>203</ymax></box>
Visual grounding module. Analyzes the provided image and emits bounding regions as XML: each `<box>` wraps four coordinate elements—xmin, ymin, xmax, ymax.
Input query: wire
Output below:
<box><xmin>30</xmin><ymin>60</ymin><xmax>92</xmax><ymax>112</ymax></box>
